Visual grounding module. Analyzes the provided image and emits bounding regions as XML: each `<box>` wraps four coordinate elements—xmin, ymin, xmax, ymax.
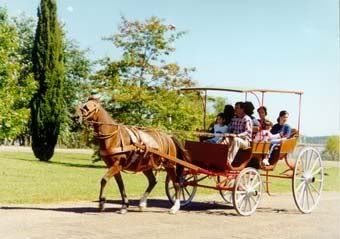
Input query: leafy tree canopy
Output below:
<box><xmin>90</xmin><ymin>16</ymin><xmax>203</xmax><ymax>133</ymax></box>
<box><xmin>0</xmin><ymin>8</ymin><xmax>36</xmax><ymax>141</ymax></box>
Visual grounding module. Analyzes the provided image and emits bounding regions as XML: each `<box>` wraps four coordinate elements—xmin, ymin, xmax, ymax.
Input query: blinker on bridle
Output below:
<box><xmin>81</xmin><ymin>101</ymin><xmax>100</xmax><ymax>121</ymax></box>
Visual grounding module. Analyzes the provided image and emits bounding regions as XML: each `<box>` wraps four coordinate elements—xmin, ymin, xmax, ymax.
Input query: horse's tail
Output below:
<box><xmin>171</xmin><ymin>136</ymin><xmax>191</xmax><ymax>181</ymax></box>
<box><xmin>171</xmin><ymin>136</ymin><xmax>191</xmax><ymax>163</ymax></box>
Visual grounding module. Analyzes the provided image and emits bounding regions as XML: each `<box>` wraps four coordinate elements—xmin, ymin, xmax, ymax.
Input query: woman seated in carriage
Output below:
<box><xmin>254</xmin><ymin>110</ymin><xmax>292</xmax><ymax>165</ymax></box>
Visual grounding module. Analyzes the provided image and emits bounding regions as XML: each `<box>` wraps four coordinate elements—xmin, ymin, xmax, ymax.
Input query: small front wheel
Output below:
<box><xmin>233</xmin><ymin>167</ymin><xmax>262</xmax><ymax>216</ymax></box>
<box><xmin>165</xmin><ymin>172</ymin><xmax>197</xmax><ymax>207</ymax></box>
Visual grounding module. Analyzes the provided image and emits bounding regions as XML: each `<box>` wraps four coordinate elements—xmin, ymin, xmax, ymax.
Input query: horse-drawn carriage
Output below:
<box><xmin>77</xmin><ymin>86</ymin><xmax>323</xmax><ymax>216</ymax></box>
<box><xmin>165</xmin><ymin>87</ymin><xmax>323</xmax><ymax>215</ymax></box>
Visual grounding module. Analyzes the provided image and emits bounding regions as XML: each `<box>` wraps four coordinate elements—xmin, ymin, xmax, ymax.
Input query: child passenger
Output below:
<box><xmin>254</xmin><ymin>120</ymin><xmax>280</xmax><ymax>142</ymax></box>
<box><xmin>206</xmin><ymin>113</ymin><xmax>228</xmax><ymax>143</ymax></box>
<box><xmin>253</xmin><ymin>120</ymin><xmax>280</xmax><ymax>165</ymax></box>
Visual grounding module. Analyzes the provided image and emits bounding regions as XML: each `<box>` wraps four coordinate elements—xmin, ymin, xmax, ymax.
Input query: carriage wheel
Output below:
<box><xmin>217</xmin><ymin>176</ymin><xmax>234</xmax><ymax>204</ymax></box>
<box><xmin>233</xmin><ymin>167</ymin><xmax>262</xmax><ymax>216</ymax></box>
<box><xmin>165</xmin><ymin>172</ymin><xmax>197</xmax><ymax>207</ymax></box>
<box><xmin>292</xmin><ymin>147</ymin><xmax>323</xmax><ymax>213</ymax></box>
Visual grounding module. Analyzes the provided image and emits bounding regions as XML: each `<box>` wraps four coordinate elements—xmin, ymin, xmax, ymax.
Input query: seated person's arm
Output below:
<box><xmin>270</xmin><ymin>132</ymin><xmax>281</xmax><ymax>139</ymax></box>
<box><xmin>281</xmin><ymin>125</ymin><xmax>292</xmax><ymax>138</ymax></box>
<box><xmin>236</xmin><ymin>120</ymin><xmax>252</xmax><ymax>138</ymax></box>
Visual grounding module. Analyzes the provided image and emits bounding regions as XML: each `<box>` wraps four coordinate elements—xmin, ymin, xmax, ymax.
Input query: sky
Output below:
<box><xmin>1</xmin><ymin>0</ymin><xmax>339</xmax><ymax>136</ymax></box>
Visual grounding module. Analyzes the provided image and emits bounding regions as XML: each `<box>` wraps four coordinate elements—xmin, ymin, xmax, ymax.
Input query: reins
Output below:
<box><xmin>87</xmin><ymin>119</ymin><xmax>231</xmax><ymax>139</ymax></box>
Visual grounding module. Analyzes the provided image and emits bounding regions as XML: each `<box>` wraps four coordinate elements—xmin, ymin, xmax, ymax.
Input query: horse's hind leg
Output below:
<box><xmin>165</xmin><ymin>167</ymin><xmax>181</xmax><ymax>214</ymax></box>
<box><xmin>139</xmin><ymin>169</ymin><xmax>157</xmax><ymax>211</ymax></box>
<box><xmin>114</xmin><ymin>172</ymin><xmax>129</xmax><ymax>214</ymax></box>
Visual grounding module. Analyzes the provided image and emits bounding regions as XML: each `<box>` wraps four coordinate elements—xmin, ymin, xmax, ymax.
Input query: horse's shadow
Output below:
<box><xmin>1</xmin><ymin>199</ymin><xmax>229</xmax><ymax>215</ymax></box>
<box><xmin>7</xmin><ymin>156</ymin><xmax>105</xmax><ymax>169</ymax></box>
<box><xmin>0</xmin><ymin>199</ymin><xmax>298</xmax><ymax>216</ymax></box>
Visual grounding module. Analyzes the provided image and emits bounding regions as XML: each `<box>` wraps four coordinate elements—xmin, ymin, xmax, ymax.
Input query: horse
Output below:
<box><xmin>75</xmin><ymin>96</ymin><xmax>189</xmax><ymax>214</ymax></box>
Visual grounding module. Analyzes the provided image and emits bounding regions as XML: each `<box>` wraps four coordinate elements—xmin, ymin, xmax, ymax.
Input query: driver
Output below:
<box><xmin>221</xmin><ymin>102</ymin><xmax>253</xmax><ymax>164</ymax></box>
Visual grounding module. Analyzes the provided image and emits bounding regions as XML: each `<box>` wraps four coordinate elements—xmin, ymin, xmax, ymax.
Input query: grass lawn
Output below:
<box><xmin>0</xmin><ymin>151</ymin><xmax>339</xmax><ymax>204</ymax></box>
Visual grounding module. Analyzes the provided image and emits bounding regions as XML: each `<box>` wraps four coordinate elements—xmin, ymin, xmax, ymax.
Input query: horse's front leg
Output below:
<box><xmin>98</xmin><ymin>165</ymin><xmax>121</xmax><ymax>212</ymax></box>
<box><xmin>139</xmin><ymin>169</ymin><xmax>157</xmax><ymax>211</ymax></box>
<box><xmin>114</xmin><ymin>172</ymin><xmax>129</xmax><ymax>214</ymax></box>
<box><xmin>166</xmin><ymin>167</ymin><xmax>181</xmax><ymax>214</ymax></box>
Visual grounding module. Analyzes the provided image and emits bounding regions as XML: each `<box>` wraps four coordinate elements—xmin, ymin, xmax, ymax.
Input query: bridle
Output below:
<box><xmin>81</xmin><ymin>101</ymin><xmax>120</xmax><ymax>140</ymax></box>
<box><xmin>81</xmin><ymin>101</ymin><xmax>100</xmax><ymax>121</ymax></box>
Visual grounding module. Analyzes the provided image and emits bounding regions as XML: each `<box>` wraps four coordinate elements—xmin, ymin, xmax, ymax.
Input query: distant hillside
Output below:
<box><xmin>299</xmin><ymin>136</ymin><xmax>329</xmax><ymax>145</ymax></box>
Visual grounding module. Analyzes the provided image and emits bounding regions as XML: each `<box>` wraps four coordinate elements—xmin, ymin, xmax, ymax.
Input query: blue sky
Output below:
<box><xmin>1</xmin><ymin>0</ymin><xmax>339</xmax><ymax>136</ymax></box>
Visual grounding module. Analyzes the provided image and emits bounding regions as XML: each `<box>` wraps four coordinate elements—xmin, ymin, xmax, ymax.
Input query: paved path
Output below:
<box><xmin>1</xmin><ymin>192</ymin><xmax>339</xmax><ymax>239</ymax></box>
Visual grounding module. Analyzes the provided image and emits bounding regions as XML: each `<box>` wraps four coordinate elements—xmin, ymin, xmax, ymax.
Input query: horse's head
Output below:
<box><xmin>73</xmin><ymin>96</ymin><xmax>101</xmax><ymax>125</ymax></box>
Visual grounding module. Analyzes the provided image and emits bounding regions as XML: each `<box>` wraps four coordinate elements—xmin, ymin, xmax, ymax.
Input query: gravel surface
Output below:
<box><xmin>0</xmin><ymin>192</ymin><xmax>339</xmax><ymax>239</ymax></box>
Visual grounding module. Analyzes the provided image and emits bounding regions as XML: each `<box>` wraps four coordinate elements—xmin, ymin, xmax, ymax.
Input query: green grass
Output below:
<box><xmin>0</xmin><ymin>151</ymin><xmax>339</xmax><ymax>204</ymax></box>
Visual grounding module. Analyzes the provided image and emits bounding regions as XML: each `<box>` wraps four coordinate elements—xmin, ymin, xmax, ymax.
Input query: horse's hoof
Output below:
<box><xmin>169</xmin><ymin>202</ymin><xmax>180</xmax><ymax>214</ymax></box>
<box><xmin>139</xmin><ymin>202</ymin><xmax>147</xmax><ymax>212</ymax></box>
<box><xmin>169</xmin><ymin>209</ymin><xmax>178</xmax><ymax>215</ymax></box>
<box><xmin>98</xmin><ymin>201</ymin><xmax>105</xmax><ymax>212</ymax></box>
<box><xmin>119</xmin><ymin>208</ymin><xmax>128</xmax><ymax>214</ymax></box>
<box><xmin>139</xmin><ymin>205</ymin><xmax>146</xmax><ymax>212</ymax></box>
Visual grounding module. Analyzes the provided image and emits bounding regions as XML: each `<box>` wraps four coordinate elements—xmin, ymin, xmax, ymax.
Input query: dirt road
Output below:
<box><xmin>1</xmin><ymin>192</ymin><xmax>339</xmax><ymax>239</ymax></box>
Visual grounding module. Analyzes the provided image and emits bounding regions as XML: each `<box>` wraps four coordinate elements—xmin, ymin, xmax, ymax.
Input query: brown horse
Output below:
<box><xmin>76</xmin><ymin>97</ymin><xmax>189</xmax><ymax>214</ymax></box>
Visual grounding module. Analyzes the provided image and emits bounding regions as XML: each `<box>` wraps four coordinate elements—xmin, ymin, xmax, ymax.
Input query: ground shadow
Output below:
<box><xmin>8</xmin><ymin>156</ymin><xmax>105</xmax><ymax>169</ymax></box>
<box><xmin>0</xmin><ymin>199</ymin><xmax>299</xmax><ymax>216</ymax></box>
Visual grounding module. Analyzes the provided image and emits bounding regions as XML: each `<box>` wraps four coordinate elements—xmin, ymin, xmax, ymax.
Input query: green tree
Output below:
<box><xmin>13</xmin><ymin>14</ymin><xmax>92</xmax><ymax>147</ymax></box>
<box><xmin>91</xmin><ymin>16</ymin><xmax>202</xmax><ymax>133</ymax></box>
<box><xmin>59</xmin><ymin>38</ymin><xmax>92</xmax><ymax>147</ymax></box>
<box><xmin>323</xmin><ymin>136</ymin><xmax>340</xmax><ymax>161</ymax></box>
<box><xmin>30</xmin><ymin>0</ymin><xmax>64</xmax><ymax>161</ymax></box>
<box><xmin>0</xmin><ymin>8</ymin><xmax>36</xmax><ymax>143</ymax></box>
<box><xmin>11</xmin><ymin>13</ymin><xmax>37</xmax><ymax>145</ymax></box>
<box><xmin>210</xmin><ymin>96</ymin><xmax>227</xmax><ymax>115</ymax></box>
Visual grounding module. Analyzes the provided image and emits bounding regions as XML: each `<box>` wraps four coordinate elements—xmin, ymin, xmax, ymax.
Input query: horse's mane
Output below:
<box><xmin>95</xmin><ymin>102</ymin><xmax>119</xmax><ymax>124</ymax></box>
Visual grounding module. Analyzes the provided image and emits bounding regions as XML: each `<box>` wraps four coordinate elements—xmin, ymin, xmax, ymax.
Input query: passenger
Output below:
<box><xmin>223</xmin><ymin>104</ymin><xmax>235</xmax><ymax>126</ymax></box>
<box><xmin>257</xmin><ymin>106</ymin><xmax>273</xmax><ymax>129</ymax></box>
<box><xmin>253</xmin><ymin>120</ymin><xmax>280</xmax><ymax>166</ymax></box>
<box><xmin>206</xmin><ymin>113</ymin><xmax>228</xmax><ymax>143</ymax></box>
<box><xmin>207</xmin><ymin>104</ymin><xmax>234</xmax><ymax>134</ymax></box>
<box><xmin>221</xmin><ymin>102</ymin><xmax>253</xmax><ymax>164</ymax></box>
<box><xmin>253</xmin><ymin>120</ymin><xmax>279</xmax><ymax>142</ymax></box>
<box><xmin>244</xmin><ymin>101</ymin><xmax>260</xmax><ymax>127</ymax></box>
<box><xmin>270</xmin><ymin>110</ymin><xmax>291</xmax><ymax>139</ymax></box>
<box><xmin>264</xmin><ymin>110</ymin><xmax>292</xmax><ymax>165</ymax></box>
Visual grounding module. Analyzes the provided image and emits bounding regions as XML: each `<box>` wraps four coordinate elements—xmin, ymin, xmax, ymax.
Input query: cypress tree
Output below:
<box><xmin>31</xmin><ymin>0</ymin><xmax>64</xmax><ymax>161</ymax></box>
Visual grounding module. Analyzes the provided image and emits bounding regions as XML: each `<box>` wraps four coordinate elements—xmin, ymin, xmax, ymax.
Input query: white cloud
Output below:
<box><xmin>67</xmin><ymin>6</ymin><xmax>74</xmax><ymax>13</ymax></box>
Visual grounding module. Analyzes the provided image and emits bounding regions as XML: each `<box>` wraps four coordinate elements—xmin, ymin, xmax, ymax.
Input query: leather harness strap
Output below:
<box><xmin>94</xmin><ymin>127</ymin><xmax>120</xmax><ymax>140</ymax></box>
<box><xmin>133</xmin><ymin>142</ymin><xmax>200</xmax><ymax>171</ymax></box>
<box><xmin>99</xmin><ymin>125</ymin><xmax>144</xmax><ymax>157</ymax></box>
<box><xmin>100</xmin><ymin>145</ymin><xmax>137</xmax><ymax>157</ymax></box>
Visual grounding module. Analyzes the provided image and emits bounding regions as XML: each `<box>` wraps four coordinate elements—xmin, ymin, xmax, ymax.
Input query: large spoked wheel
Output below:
<box><xmin>292</xmin><ymin>147</ymin><xmax>323</xmax><ymax>213</ymax></box>
<box><xmin>165</xmin><ymin>172</ymin><xmax>197</xmax><ymax>207</ymax></box>
<box><xmin>217</xmin><ymin>176</ymin><xmax>234</xmax><ymax>204</ymax></box>
<box><xmin>233</xmin><ymin>167</ymin><xmax>262</xmax><ymax>216</ymax></box>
